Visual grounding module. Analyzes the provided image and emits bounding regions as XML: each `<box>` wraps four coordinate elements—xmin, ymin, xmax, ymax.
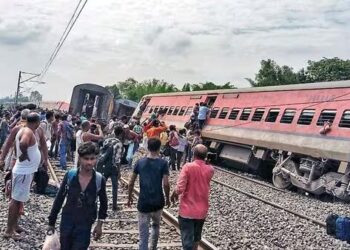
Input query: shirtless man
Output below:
<box><xmin>4</xmin><ymin>113</ymin><xmax>42</xmax><ymax>240</ymax></box>
<box><xmin>0</xmin><ymin>110</ymin><xmax>48</xmax><ymax>172</ymax></box>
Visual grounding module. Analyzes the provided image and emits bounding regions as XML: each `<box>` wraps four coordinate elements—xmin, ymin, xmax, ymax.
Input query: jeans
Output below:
<box><xmin>178</xmin><ymin>216</ymin><xmax>205</xmax><ymax>250</ymax></box>
<box><xmin>138</xmin><ymin>209</ymin><xmax>162</xmax><ymax>250</ymax></box>
<box><xmin>60</xmin><ymin>215</ymin><xmax>92</xmax><ymax>250</ymax></box>
<box><xmin>177</xmin><ymin>151</ymin><xmax>184</xmax><ymax>169</ymax></box>
<box><xmin>59</xmin><ymin>141</ymin><xmax>68</xmax><ymax>169</ymax></box>
<box><xmin>170</xmin><ymin>147</ymin><xmax>177</xmax><ymax>170</ymax></box>
<box><xmin>185</xmin><ymin>145</ymin><xmax>192</xmax><ymax>163</ymax></box>
<box><xmin>49</xmin><ymin>137</ymin><xmax>59</xmax><ymax>158</ymax></box>
<box><xmin>133</xmin><ymin>142</ymin><xmax>139</xmax><ymax>154</ymax></box>
<box><xmin>198</xmin><ymin>119</ymin><xmax>205</xmax><ymax>129</ymax></box>
<box><xmin>105</xmin><ymin>174</ymin><xmax>118</xmax><ymax>208</ymax></box>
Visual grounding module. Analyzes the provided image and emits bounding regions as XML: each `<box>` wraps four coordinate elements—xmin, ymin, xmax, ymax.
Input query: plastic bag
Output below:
<box><xmin>42</xmin><ymin>232</ymin><xmax>60</xmax><ymax>250</ymax></box>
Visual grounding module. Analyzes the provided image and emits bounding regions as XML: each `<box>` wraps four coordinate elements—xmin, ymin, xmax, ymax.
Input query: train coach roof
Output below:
<box><xmin>143</xmin><ymin>80</ymin><xmax>350</xmax><ymax>98</ymax></box>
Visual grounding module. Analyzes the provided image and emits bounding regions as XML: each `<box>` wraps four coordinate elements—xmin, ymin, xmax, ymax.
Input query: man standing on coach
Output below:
<box><xmin>127</xmin><ymin>137</ymin><xmax>170</xmax><ymax>250</ymax></box>
<box><xmin>171</xmin><ymin>144</ymin><xmax>214</xmax><ymax>250</ymax></box>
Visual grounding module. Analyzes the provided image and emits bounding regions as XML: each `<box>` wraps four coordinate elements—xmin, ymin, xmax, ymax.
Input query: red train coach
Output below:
<box><xmin>133</xmin><ymin>80</ymin><xmax>350</xmax><ymax>200</ymax></box>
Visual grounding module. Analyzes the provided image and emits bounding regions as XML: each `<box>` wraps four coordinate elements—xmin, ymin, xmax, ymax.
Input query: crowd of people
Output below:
<box><xmin>0</xmin><ymin>103</ymin><xmax>214</xmax><ymax>250</ymax></box>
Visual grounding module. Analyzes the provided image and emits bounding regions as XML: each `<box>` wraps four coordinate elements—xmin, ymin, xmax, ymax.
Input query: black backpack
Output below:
<box><xmin>326</xmin><ymin>214</ymin><xmax>339</xmax><ymax>236</ymax></box>
<box><xmin>33</xmin><ymin>169</ymin><xmax>49</xmax><ymax>194</ymax></box>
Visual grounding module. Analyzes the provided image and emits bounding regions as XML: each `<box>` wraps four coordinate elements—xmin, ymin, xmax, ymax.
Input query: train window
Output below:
<box><xmin>173</xmin><ymin>106</ymin><xmax>180</xmax><ymax>115</ymax></box>
<box><xmin>144</xmin><ymin>106</ymin><xmax>149</xmax><ymax>112</ymax></box>
<box><xmin>168</xmin><ymin>106</ymin><xmax>174</xmax><ymax>115</ymax></box>
<box><xmin>218</xmin><ymin>107</ymin><xmax>229</xmax><ymax>119</ymax></box>
<box><xmin>149</xmin><ymin>106</ymin><xmax>153</xmax><ymax>114</ymax></box>
<box><xmin>297</xmin><ymin>109</ymin><xmax>315</xmax><ymax>125</ymax></box>
<box><xmin>317</xmin><ymin>110</ymin><xmax>336</xmax><ymax>126</ymax></box>
<box><xmin>240</xmin><ymin>108</ymin><xmax>252</xmax><ymax>121</ymax></box>
<box><xmin>210</xmin><ymin>107</ymin><xmax>220</xmax><ymax>118</ymax></box>
<box><xmin>185</xmin><ymin>107</ymin><xmax>193</xmax><ymax>116</ymax></box>
<box><xmin>228</xmin><ymin>108</ymin><xmax>240</xmax><ymax>120</ymax></box>
<box><xmin>280</xmin><ymin>109</ymin><xmax>296</xmax><ymax>124</ymax></box>
<box><xmin>252</xmin><ymin>108</ymin><xmax>265</xmax><ymax>121</ymax></box>
<box><xmin>266</xmin><ymin>109</ymin><xmax>280</xmax><ymax>122</ymax></box>
<box><xmin>163</xmin><ymin>106</ymin><xmax>169</xmax><ymax>114</ymax></box>
<box><xmin>178</xmin><ymin>106</ymin><xmax>187</xmax><ymax>116</ymax></box>
<box><xmin>339</xmin><ymin>110</ymin><xmax>350</xmax><ymax>128</ymax></box>
<box><xmin>154</xmin><ymin>106</ymin><xmax>159</xmax><ymax>113</ymax></box>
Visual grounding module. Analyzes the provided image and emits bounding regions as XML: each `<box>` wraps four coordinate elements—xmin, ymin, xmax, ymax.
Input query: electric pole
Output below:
<box><xmin>15</xmin><ymin>71</ymin><xmax>44</xmax><ymax>105</ymax></box>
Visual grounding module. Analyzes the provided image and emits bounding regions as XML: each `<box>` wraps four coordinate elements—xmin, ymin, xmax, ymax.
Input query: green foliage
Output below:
<box><xmin>109</xmin><ymin>78</ymin><xmax>179</xmax><ymax>102</ymax></box>
<box><xmin>105</xmin><ymin>84</ymin><xmax>121</xmax><ymax>99</ymax></box>
<box><xmin>106</xmin><ymin>78</ymin><xmax>235</xmax><ymax>102</ymax></box>
<box><xmin>182</xmin><ymin>83</ymin><xmax>191</xmax><ymax>92</ymax></box>
<box><xmin>250</xmin><ymin>59</ymin><xmax>299</xmax><ymax>87</ymax></box>
<box><xmin>190</xmin><ymin>82</ymin><xmax>235</xmax><ymax>91</ymax></box>
<box><xmin>305</xmin><ymin>57</ymin><xmax>350</xmax><ymax>82</ymax></box>
<box><xmin>248</xmin><ymin>57</ymin><xmax>350</xmax><ymax>87</ymax></box>
<box><xmin>29</xmin><ymin>91</ymin><xmax>42</xmax><ymax>103</ymax></box>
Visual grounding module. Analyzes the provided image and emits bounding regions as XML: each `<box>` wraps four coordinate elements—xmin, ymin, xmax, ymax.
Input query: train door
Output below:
<box><xmin>205</xmin><ymin>95</ymin><xmax>217</xmax><ymax>107</ymax></box>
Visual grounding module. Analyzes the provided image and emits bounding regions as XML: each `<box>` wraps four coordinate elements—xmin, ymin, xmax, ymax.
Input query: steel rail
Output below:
<box><xmin>48</xmin><ymin>162</ymin><xmax>217</xmax><ymax>249</ymax></box>
<box><xmin>213</xmin><ymin>166</ymin><xmax>287</xmax><ymax>193</ymax></box>
<box><xmin>212</xmin><ymin>178</ymin><xmax>327</xmax><ymax>228</ymax></box>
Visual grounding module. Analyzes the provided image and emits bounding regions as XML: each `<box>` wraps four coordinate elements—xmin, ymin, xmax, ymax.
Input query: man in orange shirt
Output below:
<box><xmin>145</xmin><ymin>120</ymin><xmax>167</xmax><ymax>138</ymax></box>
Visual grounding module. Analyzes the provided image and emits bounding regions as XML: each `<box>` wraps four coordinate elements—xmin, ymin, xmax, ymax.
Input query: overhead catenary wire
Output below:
<box><xmin>39</xmin><ymin>0</ymin><xmax>88</xmax><ymax>80</ymax></box>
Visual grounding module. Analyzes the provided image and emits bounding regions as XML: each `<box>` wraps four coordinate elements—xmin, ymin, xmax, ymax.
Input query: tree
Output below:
<box><xmin>29</xmin><ymin>91</ymin><xmax>42</xmax><ymax>103</ymax></box>
<box><xmin>105</xmin><ymin>84</ymin><xmax>121</xmax><ymax>99</ymax></box>
<box><xmin>304</xmin><ymin>57</ymin><xmax>350</xmax><ymax>82</ymax></box>
<box><xmin>249</xmin><ymin>59</ymin><xmax>299</xmax><ymax>87</ymax></box>
<box><xmin>107</xmin><ymin>78</ymin><xmax>179</xmax><ymax>102</ymax></box>
<box><xmin>182</xmin><ymin>83</ymin><xmax>191</xmax><ymax>91</ymax></box>
<box><xmin>247</xmin><ymin>57</ymin><xmax>350</xmax><ymax>87</ymax></box>
<box><xmin>186</xmin><ymin>81</ymin><xmax>235</xmax><ymax>91</ymax></box>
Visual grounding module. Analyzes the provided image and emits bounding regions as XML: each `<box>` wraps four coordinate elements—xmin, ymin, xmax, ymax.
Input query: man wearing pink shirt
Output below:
<box><xmin>171</xmin><ymin>144</ymin><xmax>214</xmax><ymax>250</ymax></box>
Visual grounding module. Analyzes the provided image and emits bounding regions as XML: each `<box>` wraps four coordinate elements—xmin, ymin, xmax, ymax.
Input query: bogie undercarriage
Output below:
<box><xmin>208</xmin><ymin>140</ymin><xmax>350</xmax><ymax>201</ymax></box>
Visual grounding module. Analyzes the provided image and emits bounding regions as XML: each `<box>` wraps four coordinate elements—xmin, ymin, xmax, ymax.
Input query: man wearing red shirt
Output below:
<box><xmin>171</xmin><ymin>144</ymin><xmax>214</xmax><ymax>250</ymax></box>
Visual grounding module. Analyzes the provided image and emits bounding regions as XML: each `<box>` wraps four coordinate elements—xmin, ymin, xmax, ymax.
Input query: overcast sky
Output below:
<box><xmin>0</xmin><ymin>0</ymin><xmax>349</xmax><ymax>101</ymax></box>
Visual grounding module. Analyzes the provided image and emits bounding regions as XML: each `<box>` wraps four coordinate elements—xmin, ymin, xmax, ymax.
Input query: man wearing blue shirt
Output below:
<box><xmin>197</xmin><ymin>102</ymin><xmax>210</xmax><ymax>129</ymax></box>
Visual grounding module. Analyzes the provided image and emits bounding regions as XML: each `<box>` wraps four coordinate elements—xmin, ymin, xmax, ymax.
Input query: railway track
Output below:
<box><xmin>47</xmin><ymin>160</ymin><xmax>217</xmax><ymax>250</ymax></box>
<box><xmin>212</xmin><ymin>166</ymin><xmax>327</xmax><ymax>228</ymax></box>
<box><xmin>213</xmin><ymin>166</ymin><xmax>286</xmax><ymax>193</ymax></box>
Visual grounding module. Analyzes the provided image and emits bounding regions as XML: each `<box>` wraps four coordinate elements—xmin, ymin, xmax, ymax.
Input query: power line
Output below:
<box><xmin>39</xmin><ymin>0</ymin><xmax>88</xmax><ymax>79</ymax></box>
<box><xmin>40</xmin><ymin>0</ymin><xmax>83</xmax><ymax>78</ymax></box>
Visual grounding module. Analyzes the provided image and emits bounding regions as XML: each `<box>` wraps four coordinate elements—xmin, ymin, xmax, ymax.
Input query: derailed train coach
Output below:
<box><xmin>69</xmin><ymin>83</ymin><xmax>137</xmax><ymax>122</ymax></box>
<box><xmin>133</xmin><ymin>80</ymin><xmax>350</xmax><ymax>201</ymax></box>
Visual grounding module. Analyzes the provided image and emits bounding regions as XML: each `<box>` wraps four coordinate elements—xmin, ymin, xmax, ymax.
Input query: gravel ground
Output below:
<box><xmin>213</xmin><ymin>167</ymin><xmax>350</xmax><ymax>222</ymax></box>
<box><xmin>122</xmin><ymin>167</ymin><xmax>350</xmax><ymax>249</ymax></box>
<box><xmin>0</xmin><ymin>168</ymin><xmax>182</xmax><ymax>250</ymax></box>
<box><xmin>0</xmin><ymin>171</ymin><xmax>53</xmax><ymax>250</ymax></box>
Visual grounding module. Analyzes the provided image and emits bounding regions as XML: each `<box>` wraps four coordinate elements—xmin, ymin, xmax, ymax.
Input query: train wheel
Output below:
<box><xmin>272</xmin><ymin>160</ymin><xmax>297</xmax><ymax>189</ymax></box>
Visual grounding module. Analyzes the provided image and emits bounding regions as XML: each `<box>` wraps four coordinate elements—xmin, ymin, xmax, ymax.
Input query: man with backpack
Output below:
<box><xmin>48</xmin><ymin>142</ymin><xmax>107</xmax><ymax>250</ymax></box>
<box><xmin>57</xmin><ymin>114</ymin><xmax>74</xmax><ymax>170</ymax></box>
<box><xmin>96</xmin><ymin>127</ymin><xmax>123</xmax><ymax>211</ymax></box>
<box><xmin>168</xmin><ymin>125</ymin><xmax>180</xmax><ymax>171</ymax></box>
